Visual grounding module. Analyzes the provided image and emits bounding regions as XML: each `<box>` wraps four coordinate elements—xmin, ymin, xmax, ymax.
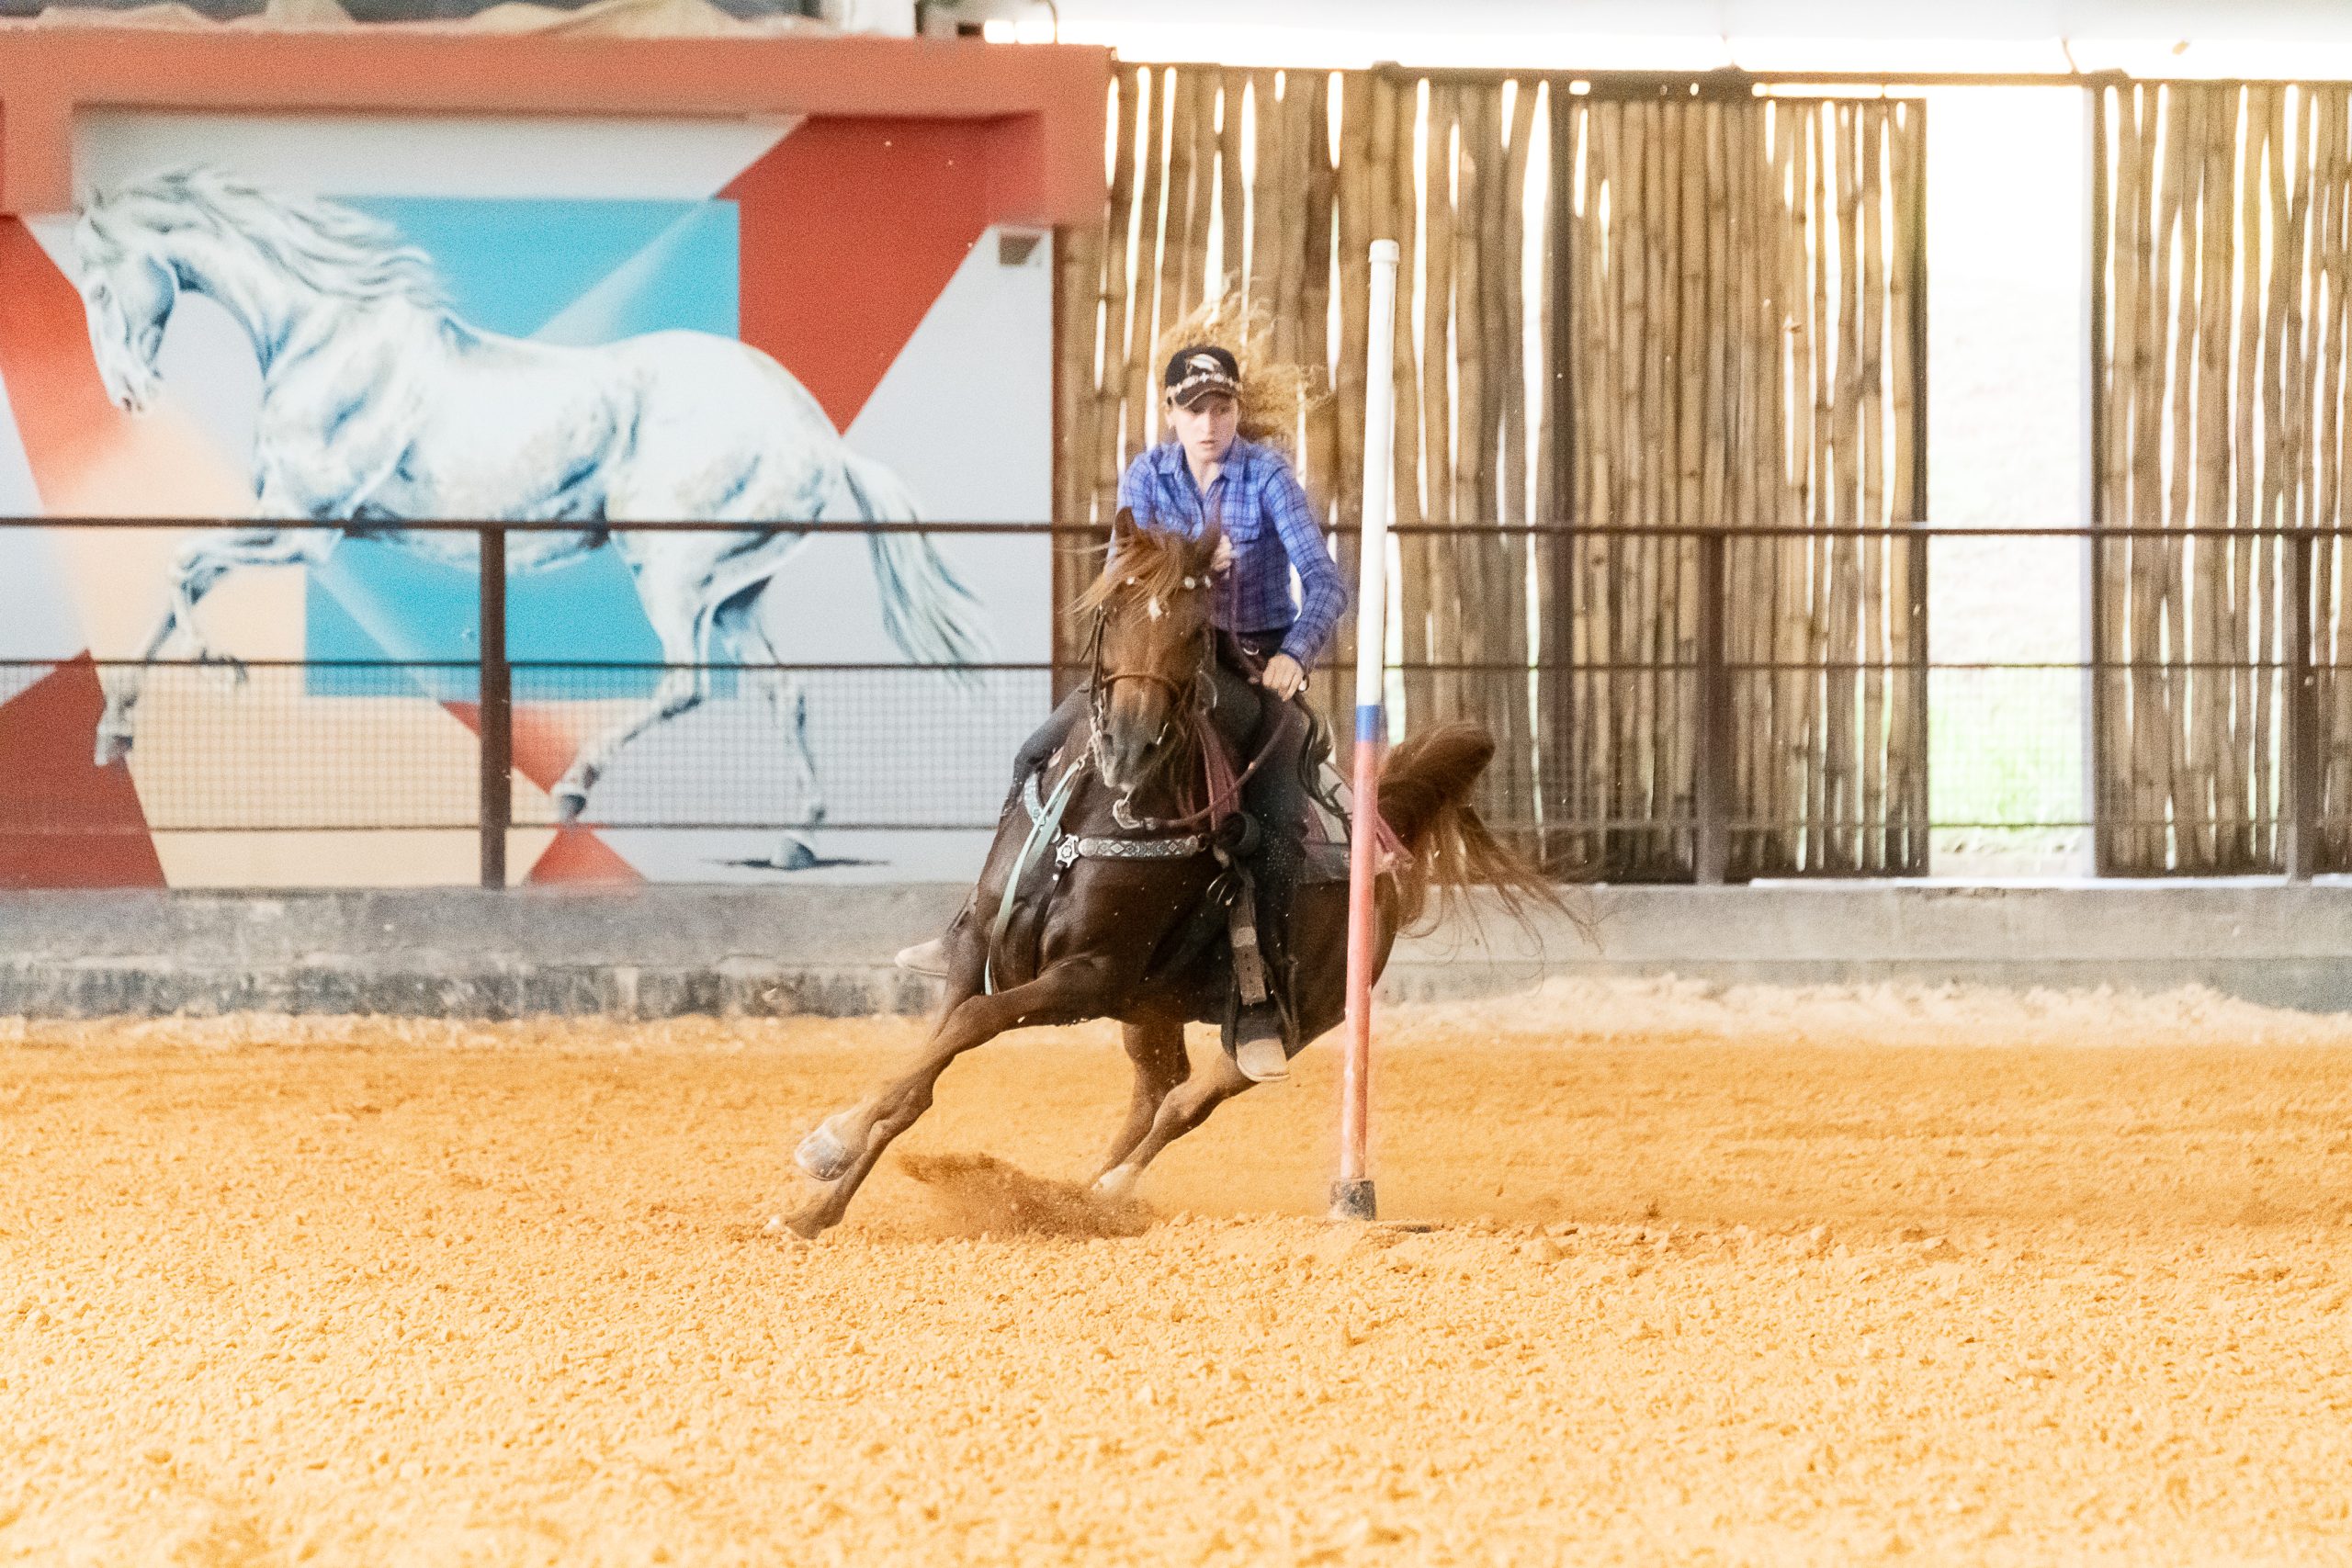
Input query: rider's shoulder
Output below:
<box><xmin>1227</xmin><ymin>435</ymin><xmax>1295</xmax><ymax>482</ymax></box>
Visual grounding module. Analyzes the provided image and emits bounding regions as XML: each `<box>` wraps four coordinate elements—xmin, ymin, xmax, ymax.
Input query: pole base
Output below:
<box><xmin>1329</xmin><ymin>1179</ymin><xmax>1378</xmax><ymax>1223</ymax></box>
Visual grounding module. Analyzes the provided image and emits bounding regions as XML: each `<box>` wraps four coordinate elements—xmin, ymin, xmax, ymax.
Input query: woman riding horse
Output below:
<box><xmin>787</xmin><ymin>513</ymin><xmax>1557</xmax><ymax>1238</ymax></box>
<box><xmin>898</xmin><ymin>344</ymin><xmax>1345</xmax><ymax>1085</ymax></box>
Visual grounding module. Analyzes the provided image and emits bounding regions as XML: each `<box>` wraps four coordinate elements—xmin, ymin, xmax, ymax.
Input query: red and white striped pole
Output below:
<box><xmin>1332</xmin><ymin>238</ymin><xmax>1400</xmax><ymax>1224</ymax></box>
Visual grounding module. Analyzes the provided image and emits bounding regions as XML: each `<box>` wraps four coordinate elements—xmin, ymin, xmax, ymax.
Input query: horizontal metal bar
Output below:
<box><xmin>20</xmin><ymin>657</ymin><xmax>2339</xmax><ymax>676</ymax></box>
<box><xmin>41</xmin><ymin>658</ymin><xmax>1081</xmax><ymax>675</ymax></box>
<box><xmin>1388</xmin><ymin>660</ymin><xmax>2327</xmax><ymax>673</ymax></box>
<box><xmin>21</xmin><ymin>818</ymin><xmax>2324</xmax><ymax>837</ymax></box>
<box><xmin>17</xmin><ymin>821</ymin><xmax>1015</xmax><ymax>835</ymax></box>
<box><xmin>22</xmin><ymin>516</ymin><xmax>2352</xmax><ymax>541</ymax></box>
<box><xmin>20</xmin><ymin>818</ymin><xmax>2327</xmax><ymax>836</ymax></box>
<box><xmin>7</xmin><ymin>516</ymin><xmax>1091</xmax><ymax>535</ymax></box>
<box><xmin>1481</xmin><ymin>818</ymin><xmax>2325</xmax><ymax>831</ymax></box>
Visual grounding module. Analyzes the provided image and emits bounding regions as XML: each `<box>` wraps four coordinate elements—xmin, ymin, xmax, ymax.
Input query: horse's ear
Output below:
<box><xmin>1196</xmin><ymin>513</ymin><xmax>1224</xmax><ymax>569</ymax></box>
<box><xmin>1111</xmin><ymin>508</ymin><xmax>1138</xmax><ymax>549</ymax></box>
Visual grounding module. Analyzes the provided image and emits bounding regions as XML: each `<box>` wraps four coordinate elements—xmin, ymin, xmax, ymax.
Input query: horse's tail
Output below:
<box><xmin>840</xmin><ymin>450</ymin><xmax>994</xmax><ymax>669</ymax></box>
<box><xmin>1375</xmin><ymin>721</ymin><xmax>1579</xmax><ymax>938</ymax></box>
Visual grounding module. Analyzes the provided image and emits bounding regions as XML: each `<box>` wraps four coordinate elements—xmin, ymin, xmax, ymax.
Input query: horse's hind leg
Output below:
<box><xmin>1091</xmin><ymin>1019</ymin><xmax>1188</xmax><ymax>1195</ymax></box>
<box><xmin>718</xmin><ymin>593</ymin><xmax>825</xmax><ymax>870</ymax></box>
<box><xmin>1092</xmin><ymin>1049</ymin><xmax>1253</xmax><ymax>1201</ymax></box>
<box><xmin>554</xmin><ymin>561</ymin><xmax>714</xmax><ymax>819</ymax></box>
<box><xmin>784</xmin><ymin>960</ymin><xmax>1103</xmax><ymax>1238</ymax></box>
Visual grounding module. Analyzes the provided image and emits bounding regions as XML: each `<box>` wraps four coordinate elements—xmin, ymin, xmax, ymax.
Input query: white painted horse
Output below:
<box><xmin>73</xmin><ymin>166</ymin><xmax>988</xmax><ymax>867</ymax></box>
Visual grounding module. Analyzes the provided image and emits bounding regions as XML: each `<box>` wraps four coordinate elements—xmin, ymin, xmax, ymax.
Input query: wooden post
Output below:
<box><xmin>1125</xmin><ymin>67</ymin><xmax>1171</xmax><ymax>467</ymax></box>
<box><xmin>1219</xmin><ymin>70</ymin><xmax>1247</xmax><ymax>292</ymax></box>
<box><xmin>1694</xmin><ymin>526</ymin><xmax>1731</xmax><ymax>883</ymax></box>
<box><xmin>1165</xmin><ymin>69</ymin><xmax>1206</xmax><ymax>327</ymax></box>
<box><xmin>1097</xmin><ymin>68</ymin><xmax>1143</xmax><ymax>515</ymax></box>
<box><xmin>2287</xmin><ymin>529</ymin><xmax>2319</xmax><ymax>881</ymax></box>
<box><xmin>1335</xmin><ymin>73</ymin><xmax>1380</xmax><ymax>531</ymax></box>
<box><xmin>478</xmin><ymin>525</ymin><xmax>511</xmax><ymax>891</ymax></box>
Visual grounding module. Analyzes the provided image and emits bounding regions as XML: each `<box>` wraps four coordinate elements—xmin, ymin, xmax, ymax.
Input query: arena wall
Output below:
<box><xmin>11</xmin><ymin>882</ymin><xmax>2352</xmax><ymax>1018</ymax></box>
<box><xmin>0</xmin><ymin>28</ymin><xmax>1107</xmax><ymax>892</ymax></box>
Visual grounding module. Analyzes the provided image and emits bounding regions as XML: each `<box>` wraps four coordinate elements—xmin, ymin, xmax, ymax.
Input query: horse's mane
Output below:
<box><xmin>79</xmin><ymin>166</ymin><xmax>448</xmax><ymax>311</ymax></box>
<box><xmin>1073</xmin><ymin>525</ymin><xmax>1215</xmax><ymax>620</ymax></box>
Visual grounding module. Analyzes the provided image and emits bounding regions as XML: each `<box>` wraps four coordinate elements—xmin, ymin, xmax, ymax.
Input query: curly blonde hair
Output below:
<box><xmin>1151</xmin><ymin>289</ymin><xmax>1325</xmax><ymax>458</ymax></box>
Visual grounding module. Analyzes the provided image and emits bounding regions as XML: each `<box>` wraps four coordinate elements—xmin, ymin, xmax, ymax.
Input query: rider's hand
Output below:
<box><xmin>1260</xmin><ymin>653</ymin><xmax>1306</xmax><ymax>701</ymax></box>
<box><xmin>1210</xmin><ymin>534</ymin><xmax>1235</xmax><ymax>576</ymax></box>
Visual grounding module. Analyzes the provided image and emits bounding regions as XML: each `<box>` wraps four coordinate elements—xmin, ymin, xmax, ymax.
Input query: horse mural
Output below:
<box><xmin>71</xmin><ymin>166</ymin><xmax>989</xmax><ymax>868</ymax></box>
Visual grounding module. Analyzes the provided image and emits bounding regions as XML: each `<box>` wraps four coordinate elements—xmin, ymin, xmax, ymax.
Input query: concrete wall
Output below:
<box><xmin>8</xmin><ymin>881</ymin><xmax>2352</xmax><ymax>1018</ymax></box>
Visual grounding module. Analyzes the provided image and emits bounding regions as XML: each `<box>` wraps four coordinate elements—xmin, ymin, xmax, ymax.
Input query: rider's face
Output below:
<box><xmin>1166</xmin><ymin>391</ymin><xmax>1239</xmax><ymax>468</ymax></box>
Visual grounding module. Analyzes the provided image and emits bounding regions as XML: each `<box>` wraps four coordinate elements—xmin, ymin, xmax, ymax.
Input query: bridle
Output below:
<box><xmin>1084</xmin><ymin>602</ymin><xmax>1210</xmax><ymax>791</ymax></box>
<box><xmin>1082</xmin><ymin>596</ymin><xmax>1291</xmax><ymax>835</ymax></box>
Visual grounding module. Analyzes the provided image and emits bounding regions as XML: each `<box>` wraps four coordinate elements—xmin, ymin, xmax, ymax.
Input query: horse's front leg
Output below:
<box><xmin>170</xmin><ymin>521</ymin><xmax>330</xmax><ymax>674</ymax></box>
<box><xmin>1091</xmin><ymin>1049</ymin><xmax>1254</xmax><ymax>1201</ymax></box>
<box><xmin>96</xmin><ymin>526</ymin><xmax>331</xmax><ymax>765</ymax></box>
<box><xmin>784</xmin><ymin>958</ymin><xmax>1107</xmax><ymax>1239</ymax></box>
<box><xmin>1091</xmin><ymin>1018</ymin><xmax>1189</xmax><ymax>1193</ymax></box>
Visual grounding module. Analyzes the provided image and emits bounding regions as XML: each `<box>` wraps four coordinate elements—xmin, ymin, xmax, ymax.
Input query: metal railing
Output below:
<box><xmin>5</xmin><ymin>516</ymin><xmax>2346</xmax><ymax>886</ymax></box>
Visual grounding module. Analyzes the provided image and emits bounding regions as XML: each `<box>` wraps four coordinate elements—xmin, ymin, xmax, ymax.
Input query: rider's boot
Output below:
<box><xmin>896</xmin><ymin>936</ymin><xmax>951</xmax><ymax>976</ymax></box>
<box><xmin>898</xmin><ymin>897</ymin><xmax>979</xmax><ymax>977</ymax></box>
<box><xmin>1228</xmin><ymin>830</ymin><xmax>1302</xmax><ymax>1086</ymax></box>
<box><xmin>1232</xmin><ymin>1005</ymin><xmax>1290</xmax><ymax>1084</ymax></box>
<box><xmin>1225</xmin><ymin>695</ymin><xmax>1308</xmax><ymax>1087</ymax></box>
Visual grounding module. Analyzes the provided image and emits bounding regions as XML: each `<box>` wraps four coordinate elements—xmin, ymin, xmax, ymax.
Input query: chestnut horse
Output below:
<box><xmin>782</xmin><ymin>512</ymin><xmax>1557</xmax><ymax>1238</ymax></box>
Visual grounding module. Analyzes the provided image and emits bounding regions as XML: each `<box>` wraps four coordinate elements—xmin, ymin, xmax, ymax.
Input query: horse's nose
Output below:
<box><xmin>1102</xmin><ymin>711</ymin><xmax>1158</xmax><ymax>789</ymax></box>
<box><xmin>1105</xmin><ymin>728</ymin><xmax>1149</xmax><ymax>788</ymax></box>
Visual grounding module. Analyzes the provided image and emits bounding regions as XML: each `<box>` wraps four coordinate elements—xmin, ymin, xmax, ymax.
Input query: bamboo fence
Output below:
<box><xmin>2091</xmin><ymin>82</ymin><xmax>2352</xmax><ymax>874</ymax></box>
<box><xmin>1054</xmin><ymin>69</ymin><xmax>1928</xmax><ymax>879</ymax></box>
<box><xmin>1561</xmin><ymin>95</ymin><xmax>1929</xmax><ymax>876</ymax></box>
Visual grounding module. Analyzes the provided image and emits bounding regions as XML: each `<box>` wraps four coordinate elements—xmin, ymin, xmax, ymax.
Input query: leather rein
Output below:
<box><xmin>1082</xmin><ymin>611</ymin><xmax>1284</xmax><ymax>834</ymax></box>
<box><xmin>978</xmin><ymin>599</ymin><xmax>1302</xmax><ymax>998</ymax></box>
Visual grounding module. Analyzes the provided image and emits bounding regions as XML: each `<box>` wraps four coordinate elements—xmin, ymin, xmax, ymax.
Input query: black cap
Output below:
<box><xmin>1163</xmin><ymin>344</ymin><xmax>1242</xmax><ymax>407</ymax></box>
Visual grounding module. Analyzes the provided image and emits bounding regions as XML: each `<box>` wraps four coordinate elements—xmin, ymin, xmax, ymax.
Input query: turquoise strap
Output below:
<box><xmin>984</xmin><ymin>756</ymin><xmax>1085</xmax><ymax>994</ymax></box>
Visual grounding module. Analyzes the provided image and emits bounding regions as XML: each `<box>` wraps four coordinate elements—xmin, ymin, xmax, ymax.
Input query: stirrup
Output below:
<box><xmin>1234</xmin><ymin>1034</ymin><xmax>1290</xmax><ymax>1085</ymax></box>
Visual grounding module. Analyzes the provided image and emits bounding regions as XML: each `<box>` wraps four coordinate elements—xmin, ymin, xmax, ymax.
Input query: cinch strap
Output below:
<box><xmin>985</xmin><ymin>758</ymin><xmax>1085</xmax><ymax>995</ymax></box>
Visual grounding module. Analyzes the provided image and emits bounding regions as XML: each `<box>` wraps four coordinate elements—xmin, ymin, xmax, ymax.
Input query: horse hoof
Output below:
<box><xmin>552</xmin><ymin>787</ymin><xmax>588</xmax><ymax>824</ymax></box>
<box><xmin>761</xmin><ymin>1213</ymin><xmax>815</xmax><ymax>1246</ymax></box>
<box><xmin>1092</xmin><ymin>1165</ymin><xmax>1139</xmax><ymax>1201</ymax></box>
<box><xmin>775</xmin><ymin>835</ymin><xmax>818</xmax><ymax>872</ymax></box>
<box><xmin>795</xmin><ymin>1118</ymin><xmax>855</xmax><ymax>1182</ymax></box>
<box><xmin>94</xmin><ymin>732</ymin><xmax>132</xmax><ymax>768</ymax></box>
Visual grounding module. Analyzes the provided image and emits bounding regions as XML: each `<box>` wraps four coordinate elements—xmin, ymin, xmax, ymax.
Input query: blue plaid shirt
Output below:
<box><xmin>1115</xmin><ymin>436</ymin><xmax>1349</xmax><ymax>668</ymax></box>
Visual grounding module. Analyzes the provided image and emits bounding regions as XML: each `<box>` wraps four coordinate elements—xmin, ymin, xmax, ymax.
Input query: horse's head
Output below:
<box><xmin>1080</xmin><ymin>510</ymin><xmax>1222</xmax><ymax>794</ymax></box>
<box><xmin>72</xmin><ymin>208</ymin><xmax>177</xmax><ymax>415</ymax></box>
<box><xmin>71</xmin><ymin>167</ymin><xmax>448</xmax><ymax>412</ymax></box>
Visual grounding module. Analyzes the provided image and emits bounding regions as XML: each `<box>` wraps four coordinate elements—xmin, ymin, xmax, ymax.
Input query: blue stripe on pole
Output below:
<box><xmin>1355</xmin><ymin>705</ymin><xmax>1384</xmax><ymax>744</ymax></box>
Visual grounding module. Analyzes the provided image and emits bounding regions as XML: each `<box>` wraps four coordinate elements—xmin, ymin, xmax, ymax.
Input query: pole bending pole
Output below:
<box><xmin>1333</xmin><ymin>238</ymin><xmax>1401</xmax><ymax>1224</ymax></box>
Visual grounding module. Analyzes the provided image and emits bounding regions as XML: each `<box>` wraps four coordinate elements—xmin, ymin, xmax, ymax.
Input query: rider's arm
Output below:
<box><xmin>1265</xmin><ymin>460</ymin><xmax>1349</xmax><ymax>669</ymax></box>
